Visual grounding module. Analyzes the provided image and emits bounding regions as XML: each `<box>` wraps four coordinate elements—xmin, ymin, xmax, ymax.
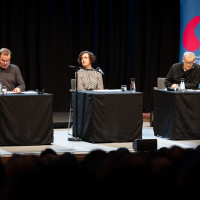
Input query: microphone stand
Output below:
<box><xmin>68</xmin><ymin>65</ymin><xmax>82</xmax><ymax>141</ymax></box>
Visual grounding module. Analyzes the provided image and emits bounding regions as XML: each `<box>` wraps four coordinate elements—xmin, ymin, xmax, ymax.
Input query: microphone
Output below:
<box><xmin>36</xmin><ymin>89</ymin><xmax>45</xmax><ymax>94</ymax></box>
<box><xmin>68</xmin><ymin>65</ymin><xmax>82</xmax><ymax>69</ymax></box>
<box><xmin>96</xmin><ymin>67</ymin><xmax>104</xmax><ymax>75</ymax></box>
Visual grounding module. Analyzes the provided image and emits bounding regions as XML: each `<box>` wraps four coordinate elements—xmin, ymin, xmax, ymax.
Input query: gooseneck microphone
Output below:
<box><xmin>68</xmin><ymin>65</ymin><xmax>82</xmax><ymax>70</ymax></box>
<box><xmin>96</xmin><ymin>67</ymin><xmax>104</xmax><ymax>75</ymax></box>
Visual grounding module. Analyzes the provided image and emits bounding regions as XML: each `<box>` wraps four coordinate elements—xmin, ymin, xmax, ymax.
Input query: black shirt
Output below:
<box><xmin>164</xmin><ymin>62</ymin><xmax>200</xmax><ymax>89</ymax></box>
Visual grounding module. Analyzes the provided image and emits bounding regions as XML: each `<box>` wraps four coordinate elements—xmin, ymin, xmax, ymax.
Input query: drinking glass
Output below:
<box><xmin>2</xmin><ymin>86</ymin><xmax>7</xmax><ymax>95</ymax></box>
<box><xmin>121</xmin><ymin>85</ymin><xmax>127</xmax><ymax>92</ymax></box>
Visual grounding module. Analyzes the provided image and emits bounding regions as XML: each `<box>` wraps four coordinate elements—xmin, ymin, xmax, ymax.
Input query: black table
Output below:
<box><xmin>72</xmin><ymin>90</ymin><xmax>143</xmax><ymax>143</ymax></box>
<box><xmin>0</xmin><ymin>93</ymin><xmax>53</xmax><ymax>146</ymax></box>
<box><xmin>153</xmin><ymin>89</ymin><xmax>200</xmax><ymax>140</ymax></box>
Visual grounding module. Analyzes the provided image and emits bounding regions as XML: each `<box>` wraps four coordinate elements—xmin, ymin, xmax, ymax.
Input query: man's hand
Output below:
<box><xmin>171</xmin><ymin>84</ymin><xmax>179</xmax><ymax>89</ymax></box>
<box><xmin>12</xmin><ymin>87</ymin><xmax>21</xmax><ymax>93</ymax></box>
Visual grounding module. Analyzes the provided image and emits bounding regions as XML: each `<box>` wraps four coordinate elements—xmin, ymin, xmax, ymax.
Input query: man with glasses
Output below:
<box><xmin>164</xmin><ymin>51</ymin><xmax>200</xmax><ymax>89</ymax></box>
<box><xmin>0</xmin><ymin>48</ymin><xmax>25</xmax><ymax>93</ymax></box>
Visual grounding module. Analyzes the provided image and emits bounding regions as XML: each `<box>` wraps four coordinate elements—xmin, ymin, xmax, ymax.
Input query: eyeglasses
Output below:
<box><xmin>184</xmin><ymin>61</ymin><xmax>194</xmax><ymax>65</ymax></box>
<box><xmin>0</xmin><ymin>58</ymin><xmax>10</xmax><ymax>63</ymax></box>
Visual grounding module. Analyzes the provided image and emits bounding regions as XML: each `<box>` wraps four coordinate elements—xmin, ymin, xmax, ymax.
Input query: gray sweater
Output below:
<box><xmin>0</xmin><ymin>64</ymin><xmax>26</xmax><ymax>91</ymax></box>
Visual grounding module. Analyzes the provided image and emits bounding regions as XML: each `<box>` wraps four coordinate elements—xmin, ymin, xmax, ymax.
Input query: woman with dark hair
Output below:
<box><xmin>76</xmin><ymin>51</ymin><xmax>104</xmax><ymax>90</ymax></box>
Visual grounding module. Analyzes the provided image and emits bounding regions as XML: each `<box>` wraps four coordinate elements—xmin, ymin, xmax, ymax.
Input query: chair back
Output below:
<box><xmin>71</xmin><ymin>79</ymin><xmax>76</xmax><ymax>90</ymax></box>
<box><xmin>157</xmin><ymin>77</ymin><xmax>166</xmax><ymax>89</ymax></box>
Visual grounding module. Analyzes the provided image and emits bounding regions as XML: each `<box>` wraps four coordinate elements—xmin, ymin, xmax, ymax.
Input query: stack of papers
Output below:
<box><xmin>6</xmin><ymin>90</ymin><xmax>38</xmax><ymax>94</ymax></box>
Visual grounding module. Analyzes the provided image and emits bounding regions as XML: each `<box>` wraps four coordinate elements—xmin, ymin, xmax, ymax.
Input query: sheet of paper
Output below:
<box><xmin>6</xmin><ymin>90</ymin><xmax>38</xmax><ymax>94</ymax></box>
<box><xmin>92</xmin><ymin>89</ymin><xmax>122</xmax><ymax>92</ymax></box>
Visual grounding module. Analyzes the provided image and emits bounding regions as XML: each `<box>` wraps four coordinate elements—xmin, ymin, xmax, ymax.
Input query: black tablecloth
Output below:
<box><xmin>153</xmin><ymin>89</ymin><xmax>200</xmax><ymax>140</ymax></box>
<box><xmin>72</xmin><ymin>90</ymin><xmax>143</xmax><ymax>143</ymax></box>
<box><xmin>0</xmin><ymin>93</ymin><xmax>53</xmax><ymax>146</ymax></box>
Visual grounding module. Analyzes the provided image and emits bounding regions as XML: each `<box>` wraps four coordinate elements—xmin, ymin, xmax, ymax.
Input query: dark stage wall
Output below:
<box><xmin>0</xmin><ymin>0</ymin><xmax>180</xmax><ymax>112</ymax></box>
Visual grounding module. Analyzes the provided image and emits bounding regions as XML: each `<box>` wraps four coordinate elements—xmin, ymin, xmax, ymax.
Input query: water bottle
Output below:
<box><xmin>130</xmin><ymin>78</ymin><xmax>136</xmax><ymax>92</ymax></box>
<box><xmin>180</xmin><ymin>78</ymin><xmax>185</xmax><ymax>91</ymax></box>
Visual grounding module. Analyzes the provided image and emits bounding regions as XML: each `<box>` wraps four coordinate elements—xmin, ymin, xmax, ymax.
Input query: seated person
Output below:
<box><xmin>0</xmin><ymin>48</ymin><xmax>26</xmax><ymax>93</ymax></box>
<box><xmin>76</xmin><ymin>51</ymin><xmax>104</xmax><ymax>90</ymax></box>
<box><xmin>164</xmin><ymin>51</ymin><xmax>200</xmax><ymax>89</ymax></box>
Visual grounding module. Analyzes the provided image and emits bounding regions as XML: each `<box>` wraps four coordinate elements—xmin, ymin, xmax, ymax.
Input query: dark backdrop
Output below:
<box><xmin>0</xmin><ymin>0</ymin><xmax>180</xmax><ymax>112</ymax></box>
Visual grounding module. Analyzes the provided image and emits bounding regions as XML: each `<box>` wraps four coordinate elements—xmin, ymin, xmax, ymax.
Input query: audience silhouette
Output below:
<box><xmin>0</xmin><ymin>145</ymin><xmax>199</xmax><ymax>199</ymax></box>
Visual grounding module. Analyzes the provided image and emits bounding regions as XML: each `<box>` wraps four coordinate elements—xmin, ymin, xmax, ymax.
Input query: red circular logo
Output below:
<box><xmin>183</xmin><ymin>16</ymin><xmax>200</xmax><ymax>51</ymax></box>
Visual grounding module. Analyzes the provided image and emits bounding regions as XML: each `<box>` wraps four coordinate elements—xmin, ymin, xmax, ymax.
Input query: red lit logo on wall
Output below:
<box><xmin>183</xmin><ymin>16</ymin><xmax>200</xmax><ymax>51</ymax></box>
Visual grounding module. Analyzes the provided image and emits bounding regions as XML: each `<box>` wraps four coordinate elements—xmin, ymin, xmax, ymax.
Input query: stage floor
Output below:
<box><xmin>0</xmin><ymin>122</ymin><xmax>199</xmax><ymax>160</ymax></box>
